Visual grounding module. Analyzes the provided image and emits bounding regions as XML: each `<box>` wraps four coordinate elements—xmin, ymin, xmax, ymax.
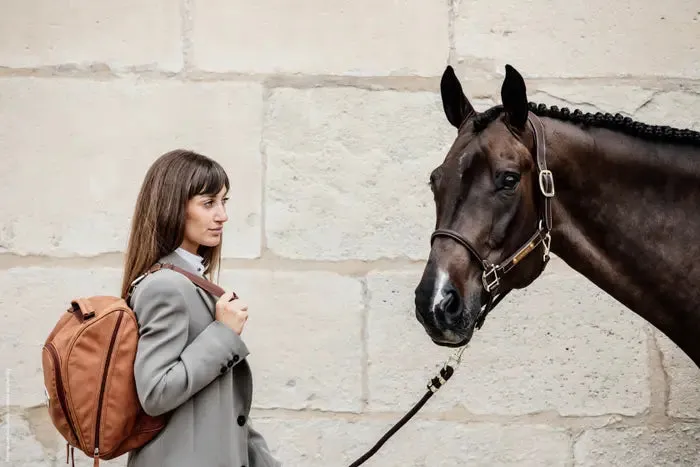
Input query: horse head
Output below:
<box><xmin>414</xmin><ymin>64</ymin><xmax>555</xmax><ymax>347</ymax></box>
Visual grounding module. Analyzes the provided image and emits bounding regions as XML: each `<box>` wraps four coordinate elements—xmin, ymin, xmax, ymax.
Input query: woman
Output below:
<box><xmin>120</xmin><ymin>149</ymin><xmax>281</xmax><ymax>467</ymax></box>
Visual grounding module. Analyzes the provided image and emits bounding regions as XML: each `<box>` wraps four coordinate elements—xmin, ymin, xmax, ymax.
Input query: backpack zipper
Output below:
<box><xmin>46</xmin><ymin>343</ymin><xmax>81</xmax><ymax>445</ymax></box>
<box><xmin>93</xmin><ymin>309</ymin><xmax>124</xmax><ymax>465</ymax></box>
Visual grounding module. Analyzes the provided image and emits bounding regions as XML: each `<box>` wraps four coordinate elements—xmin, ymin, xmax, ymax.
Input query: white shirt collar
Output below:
<box><xmin>175</xmin><ymin>247</ymin><xmax>205</xmax><ymax>275</ymax></box>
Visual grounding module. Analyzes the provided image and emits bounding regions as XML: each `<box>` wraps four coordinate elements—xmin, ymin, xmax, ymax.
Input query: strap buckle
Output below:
<box><xmin>482</xmin><ymin>265</ymin><xmax>500</xmax><ymax>293</ymax></box>
<box><xmin>542</xmin><ymin>232</ymin><xmax>552</xmax><ymax>262</ymax></box>
<box><xmin>539</xmin><ymin>169</ymin><xmax>555</xmax><ymax>197</ymax></box>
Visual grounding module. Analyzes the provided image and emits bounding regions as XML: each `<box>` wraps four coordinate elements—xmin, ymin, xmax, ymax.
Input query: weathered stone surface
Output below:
<box><xmin>255</xmin><ymin>417</ymin><xmax>570</xmax><ymax>466</ymax></box>
<box><xmin>0</xmin><ymin>78</ymin><xmax>263</xmax><ymax>258</ymax></box>
<box><xmin>0</xmin><ymin>0</ymin><xmax>182</xmax><ymax>70</ymax></box>
<box><xmin>527</xmin><ymin>86</ymin><xmax>700</xmax><ymax>132</ymax></box>
<box><xmin>0</xmin><ymin>410</ymin><xmax>51</xmax><ymax>467</ymax></box>
<box><xmin>633</xmin><ymin>91</ymin><xmax>700</xmax><ymax>131</ymax></box>
<box><xmin>527</xmin><ymin>85</ymin><xmax>658</xmax><ymax>116</ymax></box>
<box><xmin>219</xmin><ymin>269</ymin><xmax>364</xmax><ymax>412</ymax></box>
<box><xmin>191</xmin><ymin>0</ymin><xmax>449</xmax><ymax>76</ymax></box>
<box><xmin>0</xmin><ymin>268</ymin><xmax>122</xmax><ymax>407</ymax></box>
<box><xmin>454</xmin><ymin>0</ymin><xmax>699</xmax><ymax>79</ymax></box>
<box><xmin>367</xmin><ymin>257</ymin><xmax>650</xmax><ymax>416</ymax></box>
<box><xmin>0</xmin><ymin>407</ymin><xmax>129</xmax><ymax>467</ymax></box>
<box><xmin>264</xmin><ymin>87</ymin><xmax>475</xmax><ymax>260</ymax></box>
<box><xmin>656</xmin><ymin>333</ymin><xmax>700</xmax><ymax>419</ymax></box>
<box><xmin>574</xmin><ymin>424</ymin><xmax>700</xmax><ymax>466</ymax></box>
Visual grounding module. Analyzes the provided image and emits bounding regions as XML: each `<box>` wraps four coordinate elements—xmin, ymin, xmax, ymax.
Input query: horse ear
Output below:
<box><xmin>500</xmin><ymin>64</ymin><xmax>529</xmax><ymax>130</ymax></box>
<box><xmin>440</xmin><ymin>65</ymin><xmax>474</xmax><ymax>129</ymax></box>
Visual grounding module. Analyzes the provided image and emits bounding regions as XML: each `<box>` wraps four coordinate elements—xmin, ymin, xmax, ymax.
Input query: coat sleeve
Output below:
<box><xmin>247</xmin><ymin>422</ymin><xmax>282</xmax><ymax>467</ymax></box>
<box><xmin>131</xmin><ymin>273</ymin><xmax>250</xmax><ymax>416</ymax></box>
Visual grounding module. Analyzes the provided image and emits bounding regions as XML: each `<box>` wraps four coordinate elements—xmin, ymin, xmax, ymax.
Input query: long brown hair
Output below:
<box><xmin>120</xmin><ymin>149</ymin><xmax>230</xmax><ymax>299</ymax></box>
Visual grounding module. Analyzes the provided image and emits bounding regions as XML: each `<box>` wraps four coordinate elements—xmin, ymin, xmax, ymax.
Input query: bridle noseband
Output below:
<box><xmin>430</xmin><ymin>111</ymin><xmax>555</xmax><ymax>330</ymax></box>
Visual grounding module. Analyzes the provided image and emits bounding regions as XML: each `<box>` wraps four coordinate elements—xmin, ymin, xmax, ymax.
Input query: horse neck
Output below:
<box><xmin>543</xmin><ymin>117</ymin><xmax>700</xmax><ymax>365</ymax></box>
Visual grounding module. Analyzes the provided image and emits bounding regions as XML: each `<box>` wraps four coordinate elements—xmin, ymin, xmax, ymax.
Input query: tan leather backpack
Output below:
<box><xmin>41</xmin><ymin>263</ymin><xmax>229</xmax><ymax>466</ymax></box>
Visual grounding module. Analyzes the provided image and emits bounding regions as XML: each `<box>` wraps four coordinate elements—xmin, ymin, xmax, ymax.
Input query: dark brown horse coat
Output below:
<box><xmin>414</xmin><ymin>64</ymin><xmax>700</xmax><ymax>367</ymax></box>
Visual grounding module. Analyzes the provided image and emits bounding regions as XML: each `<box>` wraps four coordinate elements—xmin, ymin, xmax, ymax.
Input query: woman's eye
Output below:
<box><xmin>497</xmin><ymin>172</ymin><xmax>520</xmax><ymax>190</ymax></box>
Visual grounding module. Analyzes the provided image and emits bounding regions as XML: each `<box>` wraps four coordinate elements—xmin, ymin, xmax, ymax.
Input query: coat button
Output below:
<box><xmin>227</xmin><ymin>359</ymin><xmax>234</xmax><ymax>367</ymax></box>
<box><xmin>237</xmin><ymin>415</ymin><xmax>246</xmax><ymax>426</ymax></box>
<box><xmin>220</xmin><ymin>366</ymin><xmax>227</xmax><ymax>374</ymax></box>
<box><xmin>233</xmin><ymin>355</ymin><xmax>239</xmax><ymax>362</ymax></box>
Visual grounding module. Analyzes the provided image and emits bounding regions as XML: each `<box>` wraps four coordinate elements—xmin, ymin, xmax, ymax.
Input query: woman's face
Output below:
<box><xmin>181</xmin><ymin>186</ymin><xmax>229</xmax><ymax>254</ymax></box>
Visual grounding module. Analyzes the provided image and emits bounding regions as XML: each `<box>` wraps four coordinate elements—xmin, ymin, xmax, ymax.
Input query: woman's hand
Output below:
<box><xmin>215</xmin><ymin>291</ymin><xmax>248</xmax><ymax>335</ymax></box>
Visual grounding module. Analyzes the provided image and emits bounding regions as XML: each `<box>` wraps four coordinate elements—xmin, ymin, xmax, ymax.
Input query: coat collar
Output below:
<box><xmin>157</xmin><ymin>249</ymin><xmax>218</xmax><ymax>318</ymax></box>
<box><xmin>157</xmin><ymin>249</ymin><xmax>202</xmax><ymax>276</ymax></box>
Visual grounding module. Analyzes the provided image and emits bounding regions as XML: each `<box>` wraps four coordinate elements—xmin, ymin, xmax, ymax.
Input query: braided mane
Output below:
<box><xmin>472</xmin><ymin>102</ymin><xmax>700</xmax><ymax>146</ymax></box>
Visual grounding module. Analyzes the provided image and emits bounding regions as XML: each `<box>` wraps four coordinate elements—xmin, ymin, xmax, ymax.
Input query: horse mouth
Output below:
<box><xmin>414</xmin><ymin>284</ymin><xmax>480</xmax><ymax>348</ymax></box>
<box><xmin>427</xmin><ymin>326</ymin><xmax>474</xmax><ymax>348</ymax></box>
<box><xmin>431</xmin><ymin>337</ymin><xmax>470</xmax><ymax>348</ymax></box>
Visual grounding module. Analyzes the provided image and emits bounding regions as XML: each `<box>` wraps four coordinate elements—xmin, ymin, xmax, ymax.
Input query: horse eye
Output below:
<box><xmin>497</xmin><ymin>171</ymin><xmax>520</xmax><ymax>190</ymax></box>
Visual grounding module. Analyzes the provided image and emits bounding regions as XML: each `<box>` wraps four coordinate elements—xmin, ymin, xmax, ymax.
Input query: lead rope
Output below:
<box><xmin>347</xmin><ymin>345</ymin><xmax>468</xmax><ymax>467</ymax></box>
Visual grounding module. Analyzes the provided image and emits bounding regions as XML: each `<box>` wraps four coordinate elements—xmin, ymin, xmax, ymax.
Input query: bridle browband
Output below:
<box><xmin>430</xmin><ymin>111</ymin><xmax>555</xmax><ymax>330</ymax></box>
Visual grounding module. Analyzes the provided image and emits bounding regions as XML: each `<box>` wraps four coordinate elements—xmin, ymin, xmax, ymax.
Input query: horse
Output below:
<box><xmin>413</xmin><ymin>64</ymin><xmax>700</xmax><ymax>368</ymax></box>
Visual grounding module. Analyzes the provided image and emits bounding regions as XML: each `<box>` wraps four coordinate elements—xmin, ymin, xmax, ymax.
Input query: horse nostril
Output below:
<box><xmin>437</xmin><ymin>289</ymin><xmax>462</xmax><ymax>321</ymax></box>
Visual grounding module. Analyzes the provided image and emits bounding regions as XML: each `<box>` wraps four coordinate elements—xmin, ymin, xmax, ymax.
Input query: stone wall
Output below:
<box><xmin>1</xmin><ymin>1</ymin><xmax>699</xmax><ymax>466</ymax></box>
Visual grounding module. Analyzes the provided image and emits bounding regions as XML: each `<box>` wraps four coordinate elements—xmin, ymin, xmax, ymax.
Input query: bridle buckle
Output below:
<box><xmin>539</xmin><ymin>169</ymin><xmax>555</xmax><ymax>197</ymax></box>
<box><xmin>482</xmin><ymin>265</ymin><xmax>500</xmax><ymax>293</ymax></box>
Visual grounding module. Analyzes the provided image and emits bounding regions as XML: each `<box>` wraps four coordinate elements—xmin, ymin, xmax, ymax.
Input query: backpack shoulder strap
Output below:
<box><xmin>126</xmin><ymin>262</ymin><xmax>236</xmax><ymax>305</ymax></box>
<box><xmin>149</xmin><ymin>263</ymin><xmax>234</xmax><ymax>300</ymax></box>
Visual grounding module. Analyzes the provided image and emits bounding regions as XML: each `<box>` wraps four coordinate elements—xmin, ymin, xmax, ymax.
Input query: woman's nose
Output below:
<box><xmin>215</xmin><ymin>205</ymin><xmax>228</xmax><ymax>222</ymax></box>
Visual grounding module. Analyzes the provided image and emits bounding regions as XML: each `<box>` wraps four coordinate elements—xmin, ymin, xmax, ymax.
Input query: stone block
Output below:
<box><xmin>527</xmin><ymin>85</ymin><xmax>658</xmax><ymax>116</ymax></box>
<box><xmin>264</xmin><ymin>87</ymin><xmax>466</xmax><ymax>260</ymax></box>
<box><xmin>454</xmin><ymin>0</ymin><xmax>699</xmax><ymax>79</ymax></box>
<box><xmin>633</xmin><ymin>91</ymin><xmax>700</xmax><ymax>131</ymax></box>
<box><xmin>0</xmin><ymin>408</ymin><xmax>127</xmax><ymax>466</ymax></box>
<box><xmin>0</xmin><ymin>78</ymin><xmax>263</xmax><ymax>258</ymax></box>
<box><xmin>656</xmin><ymin>332</ymin><xmax>700</xmax><ymax>419</ymax></box>
<box><xmin>0</xmin><ymin>0</ymin><xmax>182</xmax><ymax>70</ymax></box>
<box><xmin>366</xmin><ymin>257</ymin><xmax>650</xmax><ymax>416</ymax></box>
<box><xmin>527</xmin><ymin>85</ymin><xmax>700</xmax><ymax>132</ymax></box>
<box><xmin>191</xmin><ymin>0</ymin><xmax>449</xmax><ymax>76</ymax></box>
<box><xmin>0</xmin><ymin>410</ymin><xmax>53</xmax><ymax>467</ymax></box>
<box><xmin>574</xmin><ymin>424</ymin><xmax>700</xmax><ymax>466</ymax></box>
<box><xmin>255</xmin><ymin>417</ymin><xmax>570</xmax><ymax>466</ymax></box>
<box><xmin>219</xmin><ymin>269</ymin><xmax>364</xmax><ymax>412</ymax></box>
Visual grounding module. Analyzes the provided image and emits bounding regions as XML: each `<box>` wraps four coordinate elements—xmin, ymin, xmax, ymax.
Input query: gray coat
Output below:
<box><xmin>126</xmin><ymin>250</ymin><xmax>281</xmax><ymax>467</ymax></box>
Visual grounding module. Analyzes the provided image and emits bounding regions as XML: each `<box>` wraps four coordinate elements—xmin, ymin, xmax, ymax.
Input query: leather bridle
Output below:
<box><xmin>429</xmin><ymin>111</ymin><xmax>555</xmax><ymax>330</ymax></box>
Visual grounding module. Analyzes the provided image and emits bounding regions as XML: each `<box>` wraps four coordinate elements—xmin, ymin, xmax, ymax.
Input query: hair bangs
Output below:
<box><xmin>188</xmin><ymin>159</ymin><xmax>230</xmax><ymax>198</ymax></box>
